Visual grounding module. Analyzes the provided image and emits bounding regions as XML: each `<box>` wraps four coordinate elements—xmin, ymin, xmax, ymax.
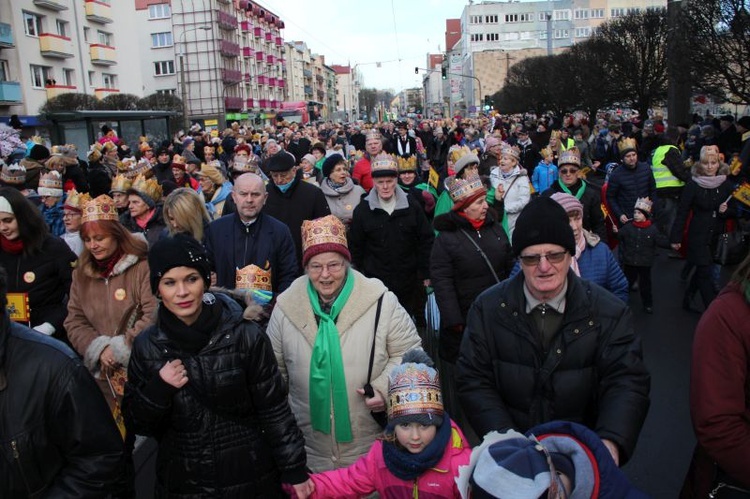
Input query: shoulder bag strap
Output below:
<box><xmin>363</xmin><ymin>294</ymin><xmax>384</xmax><ymax>397</ymax></box>
<box><xmin>459</xmin><ymin>228</ymin><xmax>501</xmax><ymax>283</ymax></box>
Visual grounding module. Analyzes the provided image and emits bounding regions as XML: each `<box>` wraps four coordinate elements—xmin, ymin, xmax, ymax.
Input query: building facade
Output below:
<box><xmin>331</xmin><ymin>64</ymin><xmax>361</xmax><ymax>122</ymax></box>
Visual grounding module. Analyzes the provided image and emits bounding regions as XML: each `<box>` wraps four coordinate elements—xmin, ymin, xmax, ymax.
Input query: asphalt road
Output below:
<box><xmin>133</xmin><ymin>254</ymin><xmax>711</xmax><ymax>498</ymax></box>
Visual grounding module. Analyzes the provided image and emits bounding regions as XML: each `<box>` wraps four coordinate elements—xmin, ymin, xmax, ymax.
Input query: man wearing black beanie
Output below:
<box><xmin>456</xmin><ymin>196</ymin><xmax>650</xmax><ymax>469</ymax></box>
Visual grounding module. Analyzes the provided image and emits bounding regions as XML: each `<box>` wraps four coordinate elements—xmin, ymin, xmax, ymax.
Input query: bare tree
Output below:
<box><xmin>97</xmin><ymin>93</ymin><xmax>140</xmax><ymax>111</ymax></box>
<box><xmin>38</xmin><ymin>93</ymin><xmax>98</xmax><ymax>116</ymax></box>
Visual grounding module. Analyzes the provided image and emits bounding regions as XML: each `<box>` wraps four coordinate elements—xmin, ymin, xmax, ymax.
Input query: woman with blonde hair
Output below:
<box><xmin>162</xmin><ymin>187</ymin><xmax>211</xmax><ymax>241</ymax></box>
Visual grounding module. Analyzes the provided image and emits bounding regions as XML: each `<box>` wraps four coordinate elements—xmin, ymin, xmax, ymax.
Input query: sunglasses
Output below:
<box><xmin>519</xmin><ymin>250</ymin><xmax>568</xmax><ymax>267</ymax></box>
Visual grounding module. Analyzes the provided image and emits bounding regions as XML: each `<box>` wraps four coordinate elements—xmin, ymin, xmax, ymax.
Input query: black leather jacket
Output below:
<box><xmin>0</xmin><ymin>317</ymin><xmax>124</xmax><ymax>498</ymax></box>
<box><xmin>123</xmin><ymin>293</ymin><xmax>307</xmax><ymax>498</ymax></box>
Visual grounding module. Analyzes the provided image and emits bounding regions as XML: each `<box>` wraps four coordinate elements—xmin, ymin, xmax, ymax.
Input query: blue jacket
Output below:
<box><xmin>605</xmin><ymin>162</ymin><xmax>658</xmax><ymax>223</ymax></box>
<box><xmin>204</xmin><ymin>211</ymin><xmax>298</xmax><ymax>294</ymax></box>
<box><xmin>532</xmin><ymin>161</ymin><xmax>558</xmax><ymax>193</ymax></box>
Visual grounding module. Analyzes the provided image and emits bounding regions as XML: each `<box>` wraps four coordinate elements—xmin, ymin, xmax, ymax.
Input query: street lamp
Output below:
<box><xmin>178</xmin><ymin>25</ymin><xmax>211</xmax><ymax>131</ymax></box>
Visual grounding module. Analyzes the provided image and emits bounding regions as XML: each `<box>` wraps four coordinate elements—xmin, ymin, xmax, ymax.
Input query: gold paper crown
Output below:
<box><xmin>171</xmin><ymin>154</ymin><xmax>186</xmax><ymax>169</ymax></box>
<box><xmin>87</xmin><ymin>143</ymin><xmax>103</xmax><ymax>162</ymax></box>
<box><xmin>449</xmin><ymin>145</ymin><xmax>472</xmax><ymax>164</ymax></box>
<box><xmin>445</xmin><ymin>173</ymin><xmax>486</xmax><ymax>206</ymax></box>
<box><xmin>38</xmin><ymin>170</ymin><xmax>63</xmax><ymax>196</ymax></box>
<box><xmin>500</xmin><ymin>143</ymin><xmax>520</xmax><ymax>161</ymax></box>
<box><xmin>550</xmin><ymin>130</ymin><xmax>561</xmax><ymax>140</ymax></box>
<box><xmin>364</xmin><ymin>129</ymin><xmax>382</xmax><ymax>141</ymax></box>
<box><xmin>301</xmin><ymin>214</ymin><xmax>348</xmax><ymax>255</ymax></box>
<box><xmin>63</xmin><ymin>189</ymin><xmax>92</xmax><ymax>212</ymax></box>
<box><xmin>110</xmin><ymin>174</ymin><xmax>132</xmax><ymax>193</ymax></box>
<box><xmin>0</xmin><ymin>163</ymin><xmax>25</xmax><ymax>185</ymax></box>
<box><xmin>540</xmin><ymin>146</ymin><xmax>553</xmax><ymax>159</ymax></box>
<box><xmin>634</xmin><ymin>196</ymin><xmax>653</xmax><ymax>214</ymax></box>
<box><xmin>387</xmin><ymin>363</ymin><xmax>443</xmax><ymax>421</ymax></box>
<box><xmin>124</xmin><ymin>158</ymin><xmax>154</xmax><ymax>179</ymax></box>
<box><xmin>139</xmin><ymin>136</ymin><xmax>151</xmax><ymax>152</ymax></box>
<box><xmin>619</xmin><ymin>137</ymin><xmax>637</xmax><ymax>153</ymax></box>
<box><xmin>559</xmin><ymin>147</ymin><xmax>581</xmax><ymax>168</ymax></box>
<box><xmin>130</xmin><ymin>174</ymin><xmax>163</xmax><ymax>203</ymax></box>
<box><xmin>236</xmin><ymin>263</ymin><xmax>272</xmax><ymax>292</ymax></box>
<box><xmin>82</xmin><ymin>195</ymin><xmax>119</xmax><ymax>223</ymax></box>
<box><xmin>370</xmin><ymin>153</ymin><xmax>398</xmax><ymax>176</ymax></box>
<box><xmin>396</xmin><ymin>155</ymin><xmax>418</xmax><ymax>173</ymax></box>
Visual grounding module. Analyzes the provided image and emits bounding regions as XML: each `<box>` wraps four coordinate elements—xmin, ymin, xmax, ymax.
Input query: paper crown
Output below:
<box><xmin>236</xmin><ymin>263</ymin><xmax>272</xmax><ymax>292</ymax></box>
<box><xmin>619</xmin><ymin>137</ymin><xmax>637</xmax><ymax>156</ymax></box>
<box><xmin>82</xmin><ymin>194</ymin><xmax>119</xmax><ymax>223</ymax></box>
<box><xmin>446</xmin><ymin>173</ymin><xmax>486</xmax><ymax>209</ymax></box>
<box><xmin>449</xmin><ymin>145</ymin><xmax>473</xmax><ymax>165</ymax></box>
<box><xmin>302</xmin><ymin>214</ymin><xmax>348</xmax><ymax>254</ymax></box>
<box><xmin>117</xmin><ymin>156</ymin><xmax>152</xmax><ymax>180</ymax></box>
<box><xmin>38</xmin><ymin>170</ymin><xmax>63</xmax><ymax>197</ymax></box>
<box><xmin>540</xmin><ymin>146</ymin><xmax>553</xmax><ymax>159</ymax></box>
<box><xmin>370</xmin><ymin>153</ymin><xmax>398</xmax><ymax>177</ymax></box>
<box><xmin>500</xmin><ymin>143</ymin><xmax>520</xmax><ymax>161</ymax></box>
<box><xmin>1</xmin><ymin>162</ymin><xmax>26</xmax><ymax>185</ymax></box>
<box><xmin>110</xmin><ymin>174</ymin><xmax>132</xmax><ymax>193</ymax></box>
<box><xmin>129</xmin><ymin>174</ymin><xmax>163</xmax><ymax>203</ymax></box>
<box><xmin>232</xmin><ymin>153</ymin><xmax>261</xmax><ymax>173</ymax></box>
<box><xmin>364</xmin><ymin>128</ymin><xmax>382</xmax><ymax>141</ymax></box>
<box><xmin>63</xmin><ymin>189</ymin><xmax>92</xmax><ymax>212</ymax></box>
<box><xmin>550</xmin><ymin>130</ymin><xmax>561</xmax><ymax>141</ymax></box>
<box><xmin>171</xmin><ymin>154</ymin><xmax>187</xmax><ymax>171</ymax></box>
<box><xmin>139</xmin><ymin>136</ymin><xmax>152</xmax><ymax>152</ymax></box>
<box><xmin>634</xmin><ymin>196</ymin><xmax>653</xmax><ymax>215</ymax></box>
<box><xmin>558</xmin><ymin>148</ymin><xmax>581</xmax><ymax>168</ymax></box>
<box><xmin>387</xmin><ymin>362</ymin><xmax>443</xmax><ymax>422</ymax></box>
<box><xmin>397</xmin><ymin>155</ymin><xmax>418</xmax><ymax>173</ymax></box>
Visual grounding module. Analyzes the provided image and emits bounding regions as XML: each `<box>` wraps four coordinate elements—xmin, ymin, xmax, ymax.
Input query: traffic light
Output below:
<box><xmin>484</xmin><ymin>95</ymin><xmax>492</xmax><ymax>107</ymax></box>
<box><xmin>441</xmin><ymin>66</ymin><xmax>447</xmax><ymax>79</ymax></box>
<box><xmin>414</xmin><ymin>67</ymin><xmax>419</xmax><ymax>74</ymax></box>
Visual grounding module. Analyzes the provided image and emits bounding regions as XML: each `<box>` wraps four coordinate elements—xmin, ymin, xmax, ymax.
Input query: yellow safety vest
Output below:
<box><xmin>652</xmin><ymin>145</ymin><xmax>685</xmax><ymax>189</ymax></box>
<box><xmin>560</xmin><ymin>137</ymin><xmax>575</xmax><ymax>151</ymax></box>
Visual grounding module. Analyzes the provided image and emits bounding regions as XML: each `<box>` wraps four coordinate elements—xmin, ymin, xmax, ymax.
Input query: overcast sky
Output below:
<box><xmin>261</xmin><ymin>0</ymin><xmax>468</xmax><ymax>92</ymax></box>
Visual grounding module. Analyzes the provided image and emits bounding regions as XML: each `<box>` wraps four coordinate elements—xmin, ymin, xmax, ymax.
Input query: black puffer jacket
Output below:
<box><xmin>123</xmin><ymin>293</ymin><xmax>307</xmax><ymax>498</ymax></box>
<box><xmin>617</xmin><ymin>222</ymin><xmax>661</xmax><ymax>267</ymax></box>
<box><xmin>605</xmin><ymin>161</ymin><xmax>658</xmax><ymax>223</ymax></box>
<box><xmin>0</xmin><ymin>317</ymin><xmax>124</xmax><ymax>498</ymax></box>
<box><xmin>456</xmin><ymin>270</ymin><xmax>651</xmax><ymax>464</ymax></box>
<box><xmin>120</xmin><ymin>205</ymin><xmax>167</xmax><ymax>248</ymax></box>
<box><xmin>542</xmin><ymin>179</ymin><xmax>607</xmax><ymax>241</ymax></box>
<box><xmin>430</xmin><ymin>211</ymin><xmax>513</xmax><ymax>329</ymax></box>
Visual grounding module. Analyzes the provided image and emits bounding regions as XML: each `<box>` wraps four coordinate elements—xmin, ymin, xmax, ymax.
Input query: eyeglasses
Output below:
<box><xmin>62</xmin><ymin>212</ymin><xmax>81</xmax><ymax>219</ymax></box>
<box><xmin>558</xmin><ymin>168</ymin><xmax>578</xmax><ymax>175</ymax></box>
<box><xmin>519</xmin><ymin>250</ymin><xmax>568</xmax><ymax>267</ymax></box>
<box><xmin>307</xmin><ymin>260</ymin><xmax>346</xmax><ymax>275</ymax></box>
<box><xmin>270</xmin><ymin>170</ymin><xmax>295</xmax><ymax>182</ymax></box>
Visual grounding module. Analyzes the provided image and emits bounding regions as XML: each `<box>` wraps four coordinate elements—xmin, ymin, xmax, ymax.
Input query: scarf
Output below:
<box><xmin>93</xmin><ymin>248</ymin><xmax>124</xmax><ymax>278</ymax></box>
<box><xmin>458</xmin><ymin>211</ymin><xmax>484</xmax><ymax>231</ymax></box>
<box><xmin>693</xmin><ymin>175</ymin><xmax>726</xmax><ymax>189</ymax></box>
<box><xmin>633</xmin><ymin>220</ymin><xmax>652</xmax><ymax>228</ymax></box>
<box><xmin>0</xmin><ymin>236</ymin><xmax>24</xmax><ymax>255</ymax></box>
<box><xmin>326</xmin><ymin>178</ymin><xmax>346</xmax><ymax>190</ymax></box>
<box><xmin>157</xmin><ymin>298</ymin><xmax>223</xmax><ymax>354</ymax></box>
<box><xmin>571</xmin><ymin>233</ymin><xmax>585</xmax><ymax>277</ymax></box>
<box><xmin>558</xmin><ymin>178</ymin><xmax>586</xmax><ymax>200</ymax></box>
<box><xmin>307</xmin><ymin>271</ymin><xmax>355</xmax><ymax>442</ymax></box>
<box><xmin>382</xmin><ymin>415</ymin><xmax>453</xmax><ymax>481</ymax></box>
<box><xmin>397</xmin><ymin>136</ymin><xmax>411</xmax><ymax>156</ymax></box>
<box><xmin>135</xmin><ymin>209</ymin><xmax>155</xmax><ymax>230</ymax></box>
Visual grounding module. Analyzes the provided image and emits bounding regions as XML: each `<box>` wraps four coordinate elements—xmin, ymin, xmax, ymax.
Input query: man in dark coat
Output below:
<box><xmin>349</xmin><ymin>153</ymin><xmax>434</xmax><ymax>324</ymax></box>
<box><xmin>264</xmin><ymin>152</ymin><xmax>330</xmax><ymax>270</ymax></box>
<box><xmin>0</xmin><ymin>267</ymin><xmax>125</xmax><ymax>497</ymax></box>
<box><xmin>456</xmin><ymin>197</ymin><xmax>650</xmax><ymax>467</ymax></box>
<box><xmin>204</xmin><ymin>172</ymin><xmax>298</xmax><ymax>294</ymax></box>
<box><xmin>606</xmin><ymin>138</ymin><xmax>658</xmax><ymax>227</ymax></box>
<box><xmin>392</xmin><ymin>121</ymin><xmax>417</xmax><ymax>159</ymax></box>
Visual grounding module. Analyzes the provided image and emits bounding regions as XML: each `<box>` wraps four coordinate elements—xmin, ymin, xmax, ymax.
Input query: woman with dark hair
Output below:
<box><xmin>0</xmin><ymin>187</ymin><xmax>77</xmax><ymax>342</ymax></box>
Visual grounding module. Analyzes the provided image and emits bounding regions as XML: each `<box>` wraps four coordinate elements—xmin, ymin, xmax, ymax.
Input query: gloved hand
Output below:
<box><xmin>33</xmin><ymin>322</ymin><xmax>55</xmax><ymax>336</ymax></box>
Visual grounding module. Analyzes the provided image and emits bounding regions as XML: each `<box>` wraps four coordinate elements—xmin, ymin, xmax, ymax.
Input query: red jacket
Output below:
<box><xmin>352</xmin><ymin>157</ymin><xmax>374</xmax><ymax>192</ymax></box>
<box><xmin>309</xmin><ymin>421</ymin><xmax>470</xmax><ymax>498</ymax></box>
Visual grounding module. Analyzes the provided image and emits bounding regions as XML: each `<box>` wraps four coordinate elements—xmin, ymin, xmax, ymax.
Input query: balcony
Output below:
<box><xmin>222</xmin><ymin>68</ymin><xmax>243</xmax><ymax>84</ymax></box>
<box><xmin>242</xmin><ymin>46</ymin><xmax>254</xmax><ymax>58</ymax></box>
<box><xmin>255</xmin><ymin>50</ymin><xmax>264</xmax><ymax>62</ymax></box>
<box><xmin>225</xmin><ymin>96</ymin><xmax>243</xmax><ymax>110</ymax></box>
<box><xmin>257</xmin><ymin>75</ymin><xmax>267</xmax><ymax>85</ymax></box>
<box><xmin>0</xmin><ymin>81</ymin><xmax>22</xmax><ymax>104</ymax></box>
<box><xmin>85</xmin><ymin>0</ymin><xmax>113</xmax><ymax>24</ymax></box>
<box><xmin>304</xmin><ymin>85</ymin><xmax>312</xmax><ymax>94</ymax></box>
<box><xmin>89</xmin><ymin>44</ymin><xmax>116</xmax><ymax>65</ymax></box>
<box><xmin>246</xmin><ymin>98</ymin><xmax>255</xmax><ymax>108</ymax></box>
<box><xmin>302</xmin><ymin>69</ymin><xmax>312</xmax><ymax>78</ymax></box>
<box><xmin>253</xmin><ymin>27</ymin><xmax>262</xmax><ymax>38</ymax></box>
<box><xmin>275</xmin><ymin>36</ymin><xmax>282</xmax><ymax>47</ymax></box>
<box><xmin>269</xmin><ymin>77</ymin><xmax>276</xmax><ymax>87</ymax></box>
<box><xmin>259</xmin><ymin>98</ymin><xmax>270</xmax><ymax>108</ymax></box>
<box><xmin>39</xmin><ymin>33</ymin><xmax>74</xmax><ymax>58</ymax></box>
<box><xmin>34</xmin><ymin>0</ymin><xmax>68</xmax><ymax>10</ymax></box>
<box><xmin>315</xmin><ymin>74</ymin><xmax>324</xmax><ymax>83</ymax></box>
<box><xmin>240</xmin><ymin>20</ymin><xmax>252</xmax><ymax>32</ymax></box>
<box><xmin>266</xmin><ymin>54</ymin><xmax>275</xmax><ymax>64</ymax></box>
<box><xmin>219</xmin><ymin>40</ymin><xmax>240</xmax><ymax>57</ymax></box>
<box><xmin>217</xmin><ymin>10</ymin><xmax>238</xmax><ymax>30</ymax></box>
<box><xmin>45</xmin><ymin>84</ymin><xmax>76</xmax><ymax>99</ymax></box>
<box><xmin>94</xmin><ymin>87</ymin><xmax>119</xmax><ymax>99</ymax></box>
<box><xmin>264</xmin><ymin>32</ymin><xmax>272</xmax><ymax>43</ymax></box>
<box><xmin>279</xmin><ymin>57</ymin><xmax>286</xmax><ymax>68</ymax></box>
<box><xmin>0</xmin><ymin>23</ymin><xmax>15</xmax><ymax>48</ymax></box>
<box><xmin>277</xmin><ymin>79</ymin><xmax>285</xmax><ymax>88</ymax></box>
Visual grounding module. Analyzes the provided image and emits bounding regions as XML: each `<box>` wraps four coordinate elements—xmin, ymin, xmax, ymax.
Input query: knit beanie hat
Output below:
<box><xmin>386</xmin><ymin>350</ymin><xmax>443</xmax><ymax>432</ymax></box>
<box><xmin>322</xmin><ymin>153</ymin><xmax>346</xmax><ymax>178</ymax></box>
<box><xmin>28</xmin><ymin>144</ymin><xmax>50</xmax><ymax>162</ymax></box>
<box><xmin>550</xmin><ymin>192</ymin><xmax>583</xmax><ymax>217</ymax></box>
<box><xmin>266</xmin><ymin>151</ymin><xmax>296</xmax><ymax>172</ymax></box>
<box><xmin>511</xmin><ymin>196</ymin><xmax>576</xmax><ymax>257</ymax></box>
<box><xmin>148</xmin><ymin>233</ymin><xmax>211</xmax><ymax>294</ymax></box>
<box><xmin>301</xmin><ymin>153</ymin><xmax>317</xmax><ymax>167</ymax></box>
<box><xmin>454</xmin><ymin>153</ymin><xmax>480</xmax><ymax>177</ymax></box>
<box><xmin>484</xmin><ymin>136</ymin><xmax>501</xmax><ymax>151</ymax></box>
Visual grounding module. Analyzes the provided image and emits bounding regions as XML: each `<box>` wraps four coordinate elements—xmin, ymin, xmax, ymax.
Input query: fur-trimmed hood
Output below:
<box><xmin>81</xmin><ymin>253</ymin><xmax>143</xmax><ymax>279</ymax></box>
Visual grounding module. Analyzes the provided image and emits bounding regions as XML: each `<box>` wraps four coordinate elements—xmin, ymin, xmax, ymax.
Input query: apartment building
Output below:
<box><xmin>331</xmin><ymin>64</ymin><xmax>361</xmax><ymax>122</ymax></box>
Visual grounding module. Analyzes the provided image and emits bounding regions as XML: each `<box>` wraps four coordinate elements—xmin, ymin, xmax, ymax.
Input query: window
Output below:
<box><xmin>627</xmin><ymin>8</ymin><xmax>641</xmax><ymax>15</ymax></box>
<box><xmin>487</xmin><ymin>33</ymin><xmax>499</xmax><ymax>42</ymax></box>
<box><xmin>470</xmin><ymin>15</ymin><xmax>483</xmax><ymax>24</ymax></box>
<box><xmin>519</xmin><ymin>13</ymin><xmax>533</xmax><ymax>22</ymax></box>
<box><xmin>575</xmin><ymin>27</ymin><xmax>591</xmax><ymax>38</ymax></box>
<box><xmin>156</xmin><ymin>89</ymin><xmax>177</xmax><ymax>95</ymax></box>
<box><xmin>591</xmin><ymin>9</ymin><xmax>605</xmax><ymax>19</ymax></box>
<box><xmin>98</xmin><ymin>31</ymin><xmax>111</xmax><ymax>46</ymax></box>
<box><xmin>30</xmin><ymin>64</ymin><xmax>53</xmax><ymax>88</ymax></box>
<box><xmin>554</xmin><ymin>10</ymin><xmax>571</xmax><ymax>21</ymax></box>
<box><xmin>0</xmin><ymin>60</ymin><xmax>9</xmax><ymax>82</ymax></box>
<box><xmin>23</xmin><ymin>11</ymin><xmax>42</xmax><ymax>37</ymax></box>
<box><xmin>574</xmin><ymin>9</ymin><xmax>589</xmax><ymax>20</ymax></box>
<box><xmin>88</xmin><ymin>71</ymin><xmax>95</xmax><ymax>86</ymax></box>
<box><xmin>63</xmin><ymin>68</ymin><xmax>74</xmax><ymax>86</ymax></box>
<box><xmin>102</xmin><ymin>73</ymin><xmax>116</xmax><ymax>88</ymax></box>
<box><xmin>540</xmin><ymin>31</ymin><xmax>547</xmax><ymax>40</ymax></box>
<box><xmin>154</xmin><ymin>60</ymin><xmax>175</xmax><ymax>76</ymax></box>
<box><xmin>151</xmin><ymin>32</ymin><xmax>173</xmax><ymax>48</ymax></box>
<box><xmin>554</xmin><ymin>29</ymin><xmax>569</xmax><ymax>39</ymax></box>
<box><xmin>470</xmin><ymin>33</ymin><xmax>484</xmax><ymax>42</ymax></box>
<box><xmin>611</xmin><ymin>8</ymin><xmax>625</xmax><ymax>18</ymax></box>
<box><xmin>485</xmin><ymin>15</ymin><xmax>498</xmax><ymax>23</ymax></box>
<box><xmin>148</xmin><ymin>4</ymin><xmax>171</xmax><ymax>19</ymax></box>
<box><xmin>83</xmin><ymin>27</ymin><xmax>90</xmax><ymax>42</ymax></box>
<box><xmin>56</xmin><ymin>20</ymin><xmax>68</xmax><ymax>37</ymax></box>
<box><xmin>505</xmin><ymin>14</ymin><xmax>518</xmax><ymax>23</ymax></box>
<box><xmin>538</xmin><ymin>11</ymin><xmax>551</xmax><ymax>21</ymax></box>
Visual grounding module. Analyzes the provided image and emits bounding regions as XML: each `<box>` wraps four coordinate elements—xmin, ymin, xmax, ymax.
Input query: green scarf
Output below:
<box><xmin>558</xmin><ymin>178</ymin><xmax>586</xmax><ymax>200</ymax></box>
<box><xmin>307</xmin><ymin>271</ymin><xmax>355</xmax><ymax>443</ymax></box>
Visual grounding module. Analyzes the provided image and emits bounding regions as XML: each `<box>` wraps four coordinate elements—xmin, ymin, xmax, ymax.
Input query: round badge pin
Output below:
<box><xmin>114</xmin><ymin>288</ymin><xmax>127</xmax><ymax>301</ymax></box>
<box><xmin>23</xmin><ymin>272</ymin><xmax>35</xmax><ymax>284</ymax></box>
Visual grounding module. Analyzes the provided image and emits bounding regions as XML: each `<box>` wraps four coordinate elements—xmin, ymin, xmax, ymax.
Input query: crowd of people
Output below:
<box><xmin>0</xmin><ymin>108</ymin><xmax>749</xmax><ymax>498</ymax></box>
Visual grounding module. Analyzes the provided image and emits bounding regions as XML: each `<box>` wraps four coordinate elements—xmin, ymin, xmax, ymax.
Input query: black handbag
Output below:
<box><xmin>709</xmin><ymin>466</ymin><xmax>750</xmax><ymax>498</ymax></box>
<box><xmin>713</xmin><ymin>231</ymin><xmax>749</xmax><ymax>266</ymax></box>
<box><xmin>362</xmin><ymin>295</ymin><xmax>387</xmax><ymax>428</ymax></box>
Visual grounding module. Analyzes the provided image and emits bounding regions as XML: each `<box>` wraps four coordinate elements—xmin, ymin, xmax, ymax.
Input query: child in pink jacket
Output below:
<box><xmin>302</xmin><ymin>350</ymin><xmax>471</xmax><ymax>498</ymax></box>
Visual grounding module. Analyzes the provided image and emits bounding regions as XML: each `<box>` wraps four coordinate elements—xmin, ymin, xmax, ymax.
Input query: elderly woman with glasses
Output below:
<box><xmin>267</xmin><ymin>215</ymin><xmax>421</xmax><ymax>472</ymax></box>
